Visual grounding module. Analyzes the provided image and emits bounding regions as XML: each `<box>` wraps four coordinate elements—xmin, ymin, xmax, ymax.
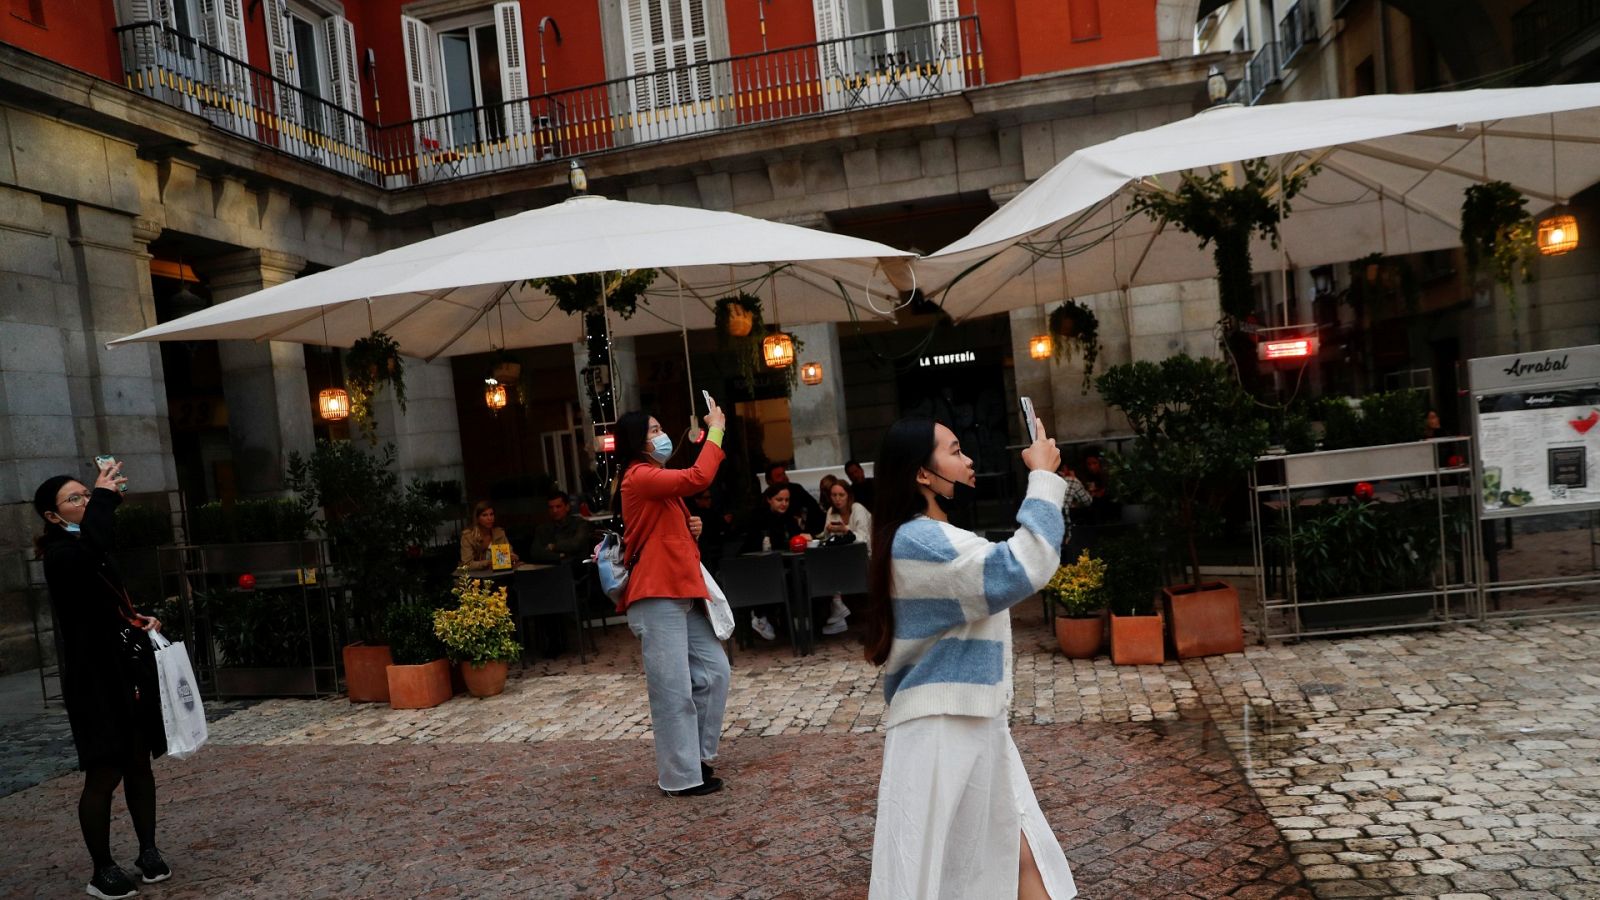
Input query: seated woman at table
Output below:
<box><xmin>741</xmin><ymin>483</ymin><xmax>808</xmax><ymax>553</ymax></box>
<box><xmin>819</xmin><ymin>480</ymin><xmax>872</xmax><ymax>547</ymax></box>
<box><xmin>460</xmin><ymin>500</ymin><xmax>519</xmax><ymax>571</ymax></box>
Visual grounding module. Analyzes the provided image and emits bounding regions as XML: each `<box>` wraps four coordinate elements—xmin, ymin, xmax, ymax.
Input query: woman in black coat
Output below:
<box><xmin>35</xmin><ymin>466</ymin><xmax>172</xmax><ymax>899</ymax></box>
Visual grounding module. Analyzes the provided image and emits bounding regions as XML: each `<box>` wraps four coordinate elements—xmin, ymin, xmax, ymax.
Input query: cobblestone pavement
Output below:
<box><xmin>10</xmin><ymin>610</ymin><xmax>1600</xmax><ymax>897</ymax></box>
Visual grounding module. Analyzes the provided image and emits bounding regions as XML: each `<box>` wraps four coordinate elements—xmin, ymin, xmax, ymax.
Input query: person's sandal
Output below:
<box><xmin>664</xmin><ymin>776</ymin><xmax>724</xmax><ymax>797</ymax></box>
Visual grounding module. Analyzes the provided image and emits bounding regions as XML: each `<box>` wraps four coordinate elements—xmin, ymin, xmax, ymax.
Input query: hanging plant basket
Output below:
<box><xmin>344</xmin><ymin>330</ymin><xmax>407</xmax><ymax>443</ymax></box>
<box><xmin>526</xmin><ymin>269</ymin><xmax>657</xmax><ymax>319</ymax></box>
<box><xmin>1130</xmin><ymin>157</ymin><xmax>1317</xmax><ymax>327</ymax></box>
<box><xmin>1460</xmin><ymin>181</ymin><xmax>1537</xmax><ymax>342</ymax></box>
<box><xmin>1048</xmin><ymin>301</ymin><xmax>1101</xmax><ymax>393</ymax></box>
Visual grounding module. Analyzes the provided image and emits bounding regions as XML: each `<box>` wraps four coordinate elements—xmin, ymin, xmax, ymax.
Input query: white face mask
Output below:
<box><xmin>649</xmin><ymin>433</ymin><xmax>674</xmax><ymax>463</ymax></box>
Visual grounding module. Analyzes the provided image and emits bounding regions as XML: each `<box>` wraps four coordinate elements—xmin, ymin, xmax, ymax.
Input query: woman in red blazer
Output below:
<box><xmin>615</xmin><ymin>401</ymin><xmax>730</xmax><ymax>796</ymax></box>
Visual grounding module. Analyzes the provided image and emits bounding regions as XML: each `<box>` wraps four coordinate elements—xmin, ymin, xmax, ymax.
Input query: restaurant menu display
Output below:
<box><xmin>1477</xmin><ymin>387</ymin><xmax>1600</xmax><ymax>515</ymax></box>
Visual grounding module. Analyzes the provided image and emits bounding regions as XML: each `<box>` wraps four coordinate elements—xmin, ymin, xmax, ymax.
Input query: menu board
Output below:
<box><xmin>1477</xmin><ymin>387</ymin><xmax>1600</xmax><ymax>516</ymax></box>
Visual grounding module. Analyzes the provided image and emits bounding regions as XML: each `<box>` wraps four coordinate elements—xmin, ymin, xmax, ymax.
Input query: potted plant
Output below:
<box><xmin>1042</xmin><ymin>551</ymin><xmax>1108</xmax><ymax>658</ymax></box>
<box><xmin>1096</xmin><ymin>354</ymin><xmax>1269</xmax><ymax>658</ymax></box>
<box><xmin>285</xmin><ymin>440</ymin><xmax>441</xmax><ymax>702</ymax></box>
<box><xmin>527</xmin><ymin>268</ymin><xmax>657</xmax><ymax>319</ymax></box>
<box><xmin>1130</xmin><ymin>157</ymin><xmax>1315</xmax><ymax>326</ymax></box>
<box><xmin>433</xmin><ymin>571</ymin><xmax>522</xmax><ymax>698</ymax></box>
<box><xmin>1460</xmin><ymin>180</ymin><xmax>1537</xmax><ymax>344</ymax></box>
<box><xmin>384</xmin><ymin>598</ymin><xmax>452</xmax><ymax>709</ymax></box>
<box><xmin>1047</xmin><ymin>301</ymin><xmax>1100</xmax><ymax>392</ymax></box>
<box><xmin>1100</xmin><ymin>535</ymin><xmax>1164</xmax><ymax>666</ymax></box>
<box><xmin>715</xmin><ymin>293</ymin><xmax>761</xmax><ymax>338</ymax></box>
<box><xmin>345</xmin><ymin>330</ymin><xmax>407</xmax><ymax>443</ymax></box>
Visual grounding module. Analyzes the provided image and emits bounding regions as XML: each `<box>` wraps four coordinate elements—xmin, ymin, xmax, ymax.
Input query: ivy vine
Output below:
<box><xmin>1460</xmin><ymin>181</ymin><xmax>1537</xmax><ymax>343</ymax></box>
<box><xmin>1130</xmin><ymin>158</ymin><xmax>1316</xmax><ymax>325</ymax></box>
<box><xmin>344</xmin><ymin>330</ymin><xmax>406</xmax><ymax>444</ymax></box>
<box><xmin>1048</xmin><ymin>300</ymin><xmax>1100</xmax><ymax>393</ymax></box>
<box><xmin>526</xmin><ymin>269</ymin><xmax>657</xmax><ymax>319</ymax></box>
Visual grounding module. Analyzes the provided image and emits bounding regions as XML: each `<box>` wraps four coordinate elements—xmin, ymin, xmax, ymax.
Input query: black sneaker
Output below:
<box><xmin>134</xmin><ymin>847</ymin><xmax>170</xmax><ymax>884</ymax></box>
<box><xmin>664</xmin><ymin>776</ymin><xmax>724</xmax><ymax>797</ymax></box>
<box><xmin>701</xmin><ymin>762</ymin><xmax>714</xmax><ymax>782</ymax></box>
<box><xmin>86</xmin><ymin>863</ymin><xmax>138</xmax><ymax>899</ymax></box>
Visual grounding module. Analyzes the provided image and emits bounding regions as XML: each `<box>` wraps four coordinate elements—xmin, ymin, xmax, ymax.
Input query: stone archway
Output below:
<box><xmin>1158</xmin><ymin>0</ymin><xmax>1205</xmax><ymax>59</ymax></box>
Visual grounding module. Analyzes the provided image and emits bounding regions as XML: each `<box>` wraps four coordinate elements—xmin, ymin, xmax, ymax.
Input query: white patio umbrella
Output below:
<box><xmin>110</xmin><ymin>194</ymin><xmax>916</xmax><ymax>358</ymax></box>
<box><xmin>917</xmin><ymin>83</ymin><xmax>1600</xmax><ymax>320</ymax></box>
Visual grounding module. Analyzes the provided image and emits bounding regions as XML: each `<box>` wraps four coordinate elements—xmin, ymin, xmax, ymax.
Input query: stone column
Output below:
<box><xmin>789</xmin><ymin>323</ymin><xmax>850</xmax><ymax>469</ymax></box>
<box><xmin>207</xmin><ymin>249</ymin><xmax>314</xmax><ymax>497</ymax></box>
<box><xmin>370</xmin><ymin>355</ymin><xmax>466</xmax><ymax>487</ymax></box>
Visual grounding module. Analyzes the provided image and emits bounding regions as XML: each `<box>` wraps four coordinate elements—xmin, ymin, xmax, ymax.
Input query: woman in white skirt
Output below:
<box><xmin>862</xmin><ymin>416</ymin><xmax>1077</xmax><ymax>900</ymax></box>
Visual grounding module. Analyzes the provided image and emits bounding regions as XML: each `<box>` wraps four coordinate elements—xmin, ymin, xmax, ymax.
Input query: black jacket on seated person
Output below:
<box><xmin>528</xmin><ymin>514</ymin><xmax>594</xmax><ymax>564</ymax></box>
<box><xmin>740</xmin><ymin>507</ymin><xmax>806</xmax><ymax>553</ymax></box>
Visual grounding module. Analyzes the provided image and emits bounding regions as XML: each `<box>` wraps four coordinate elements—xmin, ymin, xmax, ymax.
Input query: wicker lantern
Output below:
<box><xmin>1029</xmin><ymin>334</ymin><xmax>1053</xmax><ymax>360</ymax></box>
<box><xmin>763</xmin><ymin>332</ymin><xmax>795</xmax><ymax>368</ymax></box>
<box><xmin>800</xmin><ymin>361</ymin><xmax>823</xmax><ymax>385</ymax></box>
<box><xmin>484</xmin><ymin>379</ymin><xmax>508</xmax><ymax>410</ymax></box>
<box><xmin>318</xmin><ymin>388</ymin><xmax>350</xmax><ymax>421</ymax></box>
<box><xmin>1538</xmin><ymin>213</ymin><xmax>1579</xmax><ymax>256</ymax></box>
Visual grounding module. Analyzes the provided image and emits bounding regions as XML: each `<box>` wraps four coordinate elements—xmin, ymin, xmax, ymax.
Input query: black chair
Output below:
<box><xmin>715</xmin><ymin>554</ymin><xmax>799</xmax><ymax>657</ymax></box>
<box><xmin>802</xmin><ymin>542</ymin><xmax>869</xmax><ymax>650</ymax></box>
<box><xmin>512</xmin><ymin>565</ymin><xmax>590</xmax><ymax>663</ymax></box>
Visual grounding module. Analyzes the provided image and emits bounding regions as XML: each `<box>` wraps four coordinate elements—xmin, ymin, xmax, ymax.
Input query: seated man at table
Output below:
<box><xmin>460</xmin><ymin>500</ymin><xmax>519</xmax><ymax>571</ymax></box>
<box><xmin>528</xmin><ymin>492</ymin><xmax>594</xmax><ymax>565</ymax></box>
<box><xmin>844</xmin><ymin>459</ymin><xmax>874</xmax><ymax>511</ymax></box>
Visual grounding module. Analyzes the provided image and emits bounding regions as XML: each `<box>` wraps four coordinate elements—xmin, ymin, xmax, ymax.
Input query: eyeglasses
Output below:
<box><xmin>59</xmin><ymin>492</ymin><xmax>92</xmax><ymax>508</ymax></box>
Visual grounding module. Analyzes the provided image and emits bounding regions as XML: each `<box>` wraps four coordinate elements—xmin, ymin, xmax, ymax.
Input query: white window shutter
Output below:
<box><xmin>928</xmin><ymin>0</ymin><xmax>963</xmax><ymax>62</ymax></box>
<box><xmin>115</xmin><ymin>0</ymin><xmax>177</xmax><ymax>69</ymax></box>
<box><xmin>494</xmin><ymin>1</ymin><xmax>530</xmax><ymax>134</ymax></box>
<box><xmin>324</xmin><ymin>15</ymin><xmax>364</xmax><ymax>149</ymax></box>
<box><xmin>621</xmin><ymin>0</ymin><xmax>652</xmax><ymax>110</ymax></box>
<box><xmin>261</xmin><ymin>0</ymin><xmax>301</xmax><ymax>127</ymax></box>
<box><xmin>200</xmin><ymin>0</ymin><xmax>253</xmax><ymax>103</ymax></box>
<box><xmin>685</xmin><ymin>0</ymin><xmax>711</xmax><ymax>98</ymax></box>
<box><xmin>402</xmin><ymin>15</ymin><xmax>442</xmax><ymax>143</ymax></box>
<box><xmin>812</xmin><ymin>0</ymin><xmax>849</xmax><ymax>99</ymax></box>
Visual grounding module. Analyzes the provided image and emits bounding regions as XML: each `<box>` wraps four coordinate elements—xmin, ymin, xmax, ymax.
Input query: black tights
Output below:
<box><xmin>78</xmin><ymin>750</ymin><xmax>156</xmax><ymax>870</ymax></box>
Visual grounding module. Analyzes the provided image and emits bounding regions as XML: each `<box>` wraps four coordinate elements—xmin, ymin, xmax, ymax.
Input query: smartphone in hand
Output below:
<box><xmin>1019</xmin><ymin>397</ymin><xmax>1038</xmax><ymax>442</ymax></box>
<box><xmin>94</xmin><ymin>455</ymin><xmax>128</xmax><ymax>492</ymax></box>
<box><xmin>702</xmin><ymin>389</ymin><xmax>715</xmax><ymax>412</ymax></box>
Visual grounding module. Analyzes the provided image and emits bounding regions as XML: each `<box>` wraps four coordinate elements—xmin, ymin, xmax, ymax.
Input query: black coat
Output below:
<box><xmin>42</xmin><ymin>488</ymin><xmax>166</xmax><ymax>770</ymax></box>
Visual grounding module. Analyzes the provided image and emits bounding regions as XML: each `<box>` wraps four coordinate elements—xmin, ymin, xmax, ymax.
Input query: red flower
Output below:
<box><xmin>1353</xmin><ymin>482</ymin><xmax>1375</xmax><ymax>501</ymax></box>
<box><xmin>237</xmin><ymin>573</ymin><xmax>256</xmax><ymax>591</ymax></box>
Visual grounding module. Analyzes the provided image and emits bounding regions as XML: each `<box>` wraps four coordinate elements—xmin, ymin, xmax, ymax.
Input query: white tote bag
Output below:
<box><xmin>702</xmin><ymin>564</ymin><xmax>736</xmax><ymax>640</ymax></box>
<box><xmin>149</xmin><ymin>631</ymin><xmax>207</xmax><ymax>759</ymax></box>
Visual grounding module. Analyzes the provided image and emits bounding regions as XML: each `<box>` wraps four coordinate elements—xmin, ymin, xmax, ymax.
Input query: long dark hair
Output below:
<box><xmin>611</xmin><ymin>410</ymin><xmax>656</xmax><ymax>507</ymax></box>
<box><xmin>862</xmin><ymin>417</ymin><xmax>938</xmax><ymax>666</ymax></box>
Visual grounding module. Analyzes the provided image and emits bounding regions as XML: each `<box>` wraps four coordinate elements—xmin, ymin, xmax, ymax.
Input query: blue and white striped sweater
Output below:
<box><xmin>881</xmin><ymin>470</ymin><xmax>1067</xmax><ymax>727</ymax></box>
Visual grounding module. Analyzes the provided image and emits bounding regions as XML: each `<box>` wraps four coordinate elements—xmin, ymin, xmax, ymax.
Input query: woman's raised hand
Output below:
<box><xmin>1019</xmin><ymin>417</ymin><xmax>1060</xmax><ymax>474</ymax></box>
<box><xmin>703</xmin><ymin>397</ymin><xmax>727</xmax><ymax>432</ymax></box>
<box><xmin>94</xmin><ymin>461</ymin><xmax>126</xmax><ymax>493</ymax></box>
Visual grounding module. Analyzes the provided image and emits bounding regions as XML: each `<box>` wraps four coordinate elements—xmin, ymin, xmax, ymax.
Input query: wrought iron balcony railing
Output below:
<box><xmin>114</xmin><ymin>17</ymin><xmax>985</xmax><ymax>188</ymax></box>
<box><xmin>1278</xmin><ymin>0</ymin><xmax>1318</xmax><ymax>67</ymax></box>
<box><xmin>1227</xmin><ymin>41</ymin><xmax>1280</xmax><ymax>106</ymax></box>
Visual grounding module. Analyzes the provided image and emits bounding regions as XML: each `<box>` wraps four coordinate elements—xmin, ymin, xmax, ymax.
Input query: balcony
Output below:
<box><xmin>114</xmin><ymin>17</ymin><xmax>984</xmax><ymax>188</ymax></box>
<box><xmin>1278</xmin><ymin>1</ymin><xmax>1318</xmax><ymax>67</ymax></box>
<box><xmin>1228</xmin><ymin>41</ymin><xmax>1280</xmax><ymax>105</ymax></box>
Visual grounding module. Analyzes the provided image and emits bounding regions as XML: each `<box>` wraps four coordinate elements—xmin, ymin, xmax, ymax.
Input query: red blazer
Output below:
<box><xmin>618</xmin><ymin>439</ymin><xmax>725</xmax><ymax>611</ymax></box>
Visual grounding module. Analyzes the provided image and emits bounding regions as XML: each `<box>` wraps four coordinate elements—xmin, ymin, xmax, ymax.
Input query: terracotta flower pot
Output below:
<box><xmin>1162</xmin><ymin>582</ymin><xmax>1243</xmax><ymax>659</ymax></box>
<box><xmin>342</xmin><ymin>642</ymin><xmax>393</xmax><ymax>703</ymax></box>
<box><xmin>386</xmin><ymin>659</ymin><xmax>453</xmax><ymax>710</ymax></box>
<box><xmin>725</xmin><ymin>304</ymin><xmax>754</xmax><ymax>337</ymax></box>
<box><xmin>1110</xmin><ymin>612</ymin><xmax>1165</xmax><ymax>666</ymax></box>
<box><xmin>1054</xmin><ymin>612</ymin><xmax>1105</xmax><ymax>659</ymax></box>
<box><xmin>460</xmin><ymin>660</ymin><xmax>509</xmax><ymax>698</ymax></box>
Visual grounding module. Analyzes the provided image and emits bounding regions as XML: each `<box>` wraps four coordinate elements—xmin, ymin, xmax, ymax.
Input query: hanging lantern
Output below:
<box><xmin>1029</xmin><ymin>333</ymin><xmax>1054</xmax><ymax>360</ymax></box>
<box><xmin>763</xmin><ymin>332</ymin><xmax>795</xmax><ymax>368</ymax></box>
<box><xmin>800</xmin><ymin>361</ymin><xmax>823</xmax><ymax>385</ymax></box>
<box><xmin>484</xmin><ymin>378</ymin><xmax>508</xmax><ymax>411</ymax></box>
<box><xmin>1538</xmin><ymin>212</ymin><xmax>1579</xmax><ymax>256</ymax></box>
<box><xmin>318</xmin><ymin>388</ymin><xmax>350</xmax><ymax>421</ymax></box>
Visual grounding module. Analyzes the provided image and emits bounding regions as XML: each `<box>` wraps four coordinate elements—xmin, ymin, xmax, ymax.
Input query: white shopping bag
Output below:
<box><xmin>149</xmin><ymin>631</ymin><xmax>207</xmax><ymax>759</ymax></box>
<box><xmin>702</xmin><ymin>564</ymin><xmax>735</xmax><ymax>641</ymax></box>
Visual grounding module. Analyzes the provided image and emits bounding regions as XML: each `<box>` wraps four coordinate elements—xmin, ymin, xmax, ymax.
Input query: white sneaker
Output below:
<box><xmin>821</xmin><ymin>619</ymin><xmax>849</xmax><ymax>635</ymax></box>
<box><xmin>827</xmin><ymin>595</ymin><xmax>850</xmax><ymax>625</ymax></box>
<box><xmin>751</xmin><ymin>615</ymin><xmax>776</xmax><ymax>641</ymax></box>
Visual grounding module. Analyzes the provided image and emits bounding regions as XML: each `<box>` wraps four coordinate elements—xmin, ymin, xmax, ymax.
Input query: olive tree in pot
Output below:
<box><xmin>285</xmin><ymin>440</ymin><xmax>441</xmax><ymax>702</ymax></box>
<box><xmin>1096</xmin><ymin>354</ymin><xmax>1269</xmax><ymax>658</ymax></box>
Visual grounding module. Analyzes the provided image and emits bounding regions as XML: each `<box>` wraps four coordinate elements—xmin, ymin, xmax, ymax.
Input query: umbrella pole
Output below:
<box><xmin>678</xmin><ymin>273</ymin><xmax>697</xmax><ymax>434</ymax></box>
<box><xmin>602</xmin><ymin>271</ymin><xmax>619</xmax><ymax>414</ymax></box>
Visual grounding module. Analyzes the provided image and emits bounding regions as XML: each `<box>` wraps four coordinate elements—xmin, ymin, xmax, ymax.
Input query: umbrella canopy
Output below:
<box><xmin>919</xmin><ymin>84</ymin><xmax>1600</xmax><ymax>320</ymax></box>
<box><xmin>110</xmin><ymin>195</ymin><xmax>915</xmax><ymax>358</ymax></box>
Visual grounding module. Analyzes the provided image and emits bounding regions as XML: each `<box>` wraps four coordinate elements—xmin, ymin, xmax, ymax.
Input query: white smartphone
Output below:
<box><xmin>94</xmin><ymin>455</ymin><xmax>128</xmax><ymax>492</ymax></box>
<box><xmin>701</xmin><ymin>389</ymin><xmax>715</xmax><ymax>412</ymax></box>
<box><xmin>1019</xmin><ymin>397</ymin><xmax>1038</xmax><ymax>442</ymax></box>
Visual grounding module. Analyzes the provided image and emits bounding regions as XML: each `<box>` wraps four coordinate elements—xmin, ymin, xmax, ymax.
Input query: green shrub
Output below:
<box><xmin>115</xmin><ymin>504</ymin><xmax>174</xmax><ymax>549</ymax></box>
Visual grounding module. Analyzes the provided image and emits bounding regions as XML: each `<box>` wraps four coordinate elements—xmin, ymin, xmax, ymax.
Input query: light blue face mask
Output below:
<box><xmin>649</xmin><ymin>433</ymin><xmax>674</xmax><ymax>463</ymax></box>
<box><xmin>63</xmin><ymin>521</ymin><xmax>81</xmax><ymax>533</ymax></box>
